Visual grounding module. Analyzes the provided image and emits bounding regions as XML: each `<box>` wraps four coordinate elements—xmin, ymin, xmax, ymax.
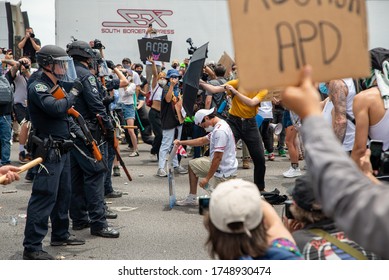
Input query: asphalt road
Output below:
<box><xmin>0</xmin><ymin>140</ymin><xmax>304</xmax><ymax>260</ymax></box>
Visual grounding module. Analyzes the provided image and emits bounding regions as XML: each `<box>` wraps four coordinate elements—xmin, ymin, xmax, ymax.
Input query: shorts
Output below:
<box><xmin>282</xmin><ymin>110</ymin><xmax>293</xmax><ymax>128</ymax></box>
<box><xmin>189</xmin><ymin>157</ymin><xmax>236</xmax><ymax>187</ymax></box>
<box><xmin>13</xmin><ymin>103</ymin><xmax>29</xmax><ymax>124</ymax></box>
<box><xmin>123</xmin><ymin>104</ymin><xmax>135</xmax><ymax>120</ymax></box>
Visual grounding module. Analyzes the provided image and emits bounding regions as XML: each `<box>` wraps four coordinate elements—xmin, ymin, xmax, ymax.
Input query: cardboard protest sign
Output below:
<box><xmin>138</xmin><ymin>37</ymin><xmax>172</xmax><ymax>62</ymax></box>
<box><xmin>228</xmin><ymin>0</ymin><xmax>370</xmax><ymax>91</ymax></box>
<box><xmin>218</xmin><ymin>51</ymin><xmax>235</xmax><ymax>77</ymax></box>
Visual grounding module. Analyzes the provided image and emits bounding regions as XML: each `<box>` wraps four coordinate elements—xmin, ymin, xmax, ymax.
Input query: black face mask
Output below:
<box><xmin>135</xmin><ymin>70</ymin><xmax>142</xmax><ymax>76</ymax></box>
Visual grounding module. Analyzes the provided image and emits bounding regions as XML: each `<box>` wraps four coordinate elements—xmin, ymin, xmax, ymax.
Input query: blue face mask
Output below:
<box><xmin>319</xmin><ymin>83</ymin><xmax>328</xmax><ymax>95</ymax></box>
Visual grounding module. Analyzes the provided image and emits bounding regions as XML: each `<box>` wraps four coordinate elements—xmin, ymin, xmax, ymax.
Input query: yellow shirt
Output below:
<box><xmin>227</xmin><ymin>80</ymin><xmax>268</xmax><ymax>119</ymax></box>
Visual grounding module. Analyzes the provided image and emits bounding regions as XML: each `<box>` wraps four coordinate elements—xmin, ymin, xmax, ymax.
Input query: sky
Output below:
<box><xmin>10</xmin><ymin>0</ymin><xmax>55</xmax><ymax>45</ymax></box>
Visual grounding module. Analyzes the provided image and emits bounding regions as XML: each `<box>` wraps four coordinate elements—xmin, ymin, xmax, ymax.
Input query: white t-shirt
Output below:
<box><xmin>119</xmin><ymin>83</ymin><xmax>136</xmax><ymax>105</ymax></box>
<box><xmin>206</xmin><ymin>119</ymin><xmax>238</xmax><ymax>177</ymax></box>
<box><xmin>257</xmin><ymin>101</ymin><xmax>273</xmax><ymax>119</ymax></box>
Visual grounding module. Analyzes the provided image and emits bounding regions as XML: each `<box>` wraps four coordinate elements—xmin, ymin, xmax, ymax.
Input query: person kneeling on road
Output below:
<box><xmin>174</xmin><ymin>108</ymin><xmax>238</xmax><ymax>206</ymax></box>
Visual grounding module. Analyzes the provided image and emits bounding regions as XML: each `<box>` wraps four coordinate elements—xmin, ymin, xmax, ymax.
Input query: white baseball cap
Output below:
<box><xmin>209</xmin><ymin>179</ymin><xmax>263</xmax><ymax>237</ymax></box>
<box><xmin>194</xmin><ymin>108</ymin><xmax>215</xmax><ymax>125</ymax></box>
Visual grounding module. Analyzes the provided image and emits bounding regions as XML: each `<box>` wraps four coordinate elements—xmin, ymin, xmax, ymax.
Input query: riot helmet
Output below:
<box><xmin>36</xmin><ymin>45</ymin><xmax>77</xmax><ymax>82</ymax></box>
<box><xmin>66</xmin><ymin>40</ymin><xmax>95</xmax><ymax>59</ymax></box>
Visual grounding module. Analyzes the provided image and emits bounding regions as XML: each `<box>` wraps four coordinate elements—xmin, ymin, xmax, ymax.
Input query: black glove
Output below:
<box><xmin>106</xmin><ymin>60</ymin><xmax>115</xmax><ymax>70</ymax></box>
<box><xmin>105</xmin><ymin>128</ymin><xmax>115</xmax><ymax>145</ymax></box>
<box><xmin>70</xmin><ymin>79</ymin><xmax>83</xmax><ymax>96</ymax></box>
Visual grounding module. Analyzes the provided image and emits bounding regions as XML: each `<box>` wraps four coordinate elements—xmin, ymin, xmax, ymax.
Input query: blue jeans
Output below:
<box><xmin>158</xmin><ymin>126</ymin><xmax>182</xmax><ymax>169</ymax></box>
<box><xmin>227</xmin><ymin>114</ymin><xmax>266</xmax><ymax>190</ymax></box>
<box><xmin>0</xmin><ymin>114</ymin><xmax>12</xmax><ymax>165</ymax></box>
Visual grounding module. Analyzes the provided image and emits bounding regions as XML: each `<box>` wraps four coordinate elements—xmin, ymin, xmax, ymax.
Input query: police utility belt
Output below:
<box><xmin>32</xmin><ymin>135</ymin><xmax>74</xmax><ymax>160</ymax></box>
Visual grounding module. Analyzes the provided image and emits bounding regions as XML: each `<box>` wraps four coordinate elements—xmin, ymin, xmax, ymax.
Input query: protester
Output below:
<box><xmin>7</xmin><ymin>57</ymin><xmax>33</xmax><ymax>164</ymax></box>
<box><xmin>0</xmin><ymin>57</ymin><xmax>14</xmax><ymax>166</ymax></box>
<box><xmin>201</xmin><ymin>80</ymin><xmax>268</xmax><ymax>191</ymax></box>
<box><xmin>204</xmin><ymin>178</ymin><xmax>303</xmax><ymax>260</ymax></box>
<box><xmin>23</xmin><ymin>45</ymin><xmax>85</xmax><ymax>260</ymax></box>
<box><xmin>147</xmin><ymin>56</ymin><xmax>165</xmax><ymax>162</ymax></box>
<box><xmin>351</xmin><ymin>47</ymin><xmax>389</xmax><ymax>168</ymax></box>
<box><xmin>0</xmin><ymin>165</ymin><xmax>21</xmax><ymax>185</ymax></box>
<box><xmin>284</xmin><ymin>174</ymin><xmax>379</xmax><ymax>260</ymax></box>
<box><xmin>157</xmin><ymin>68</ymin><xmax>187</xmax><ymax>177</ymax></box>
<box><xmin>174</xmin><ymin>108</ymin><xmax>238</xmax><ymax>206</ymax></box>
<box><xmin>281</xmin><ymin>65</ymin><xmax>389</xmax><ymax>259</ymax></box>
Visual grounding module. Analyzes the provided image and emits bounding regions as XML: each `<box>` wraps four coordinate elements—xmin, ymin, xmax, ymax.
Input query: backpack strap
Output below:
<box><xmin>309</xmin><ymin>229</ymin><xmax>368</xmax><ymax>260</ymax></box>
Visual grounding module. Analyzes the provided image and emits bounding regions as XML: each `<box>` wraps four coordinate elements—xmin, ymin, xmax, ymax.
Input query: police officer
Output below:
<box><xmin>66</xmin><ymin>40</ymin><xmax>119</xmax><ymax>238</ymax></box>
<box><xmin>23</xmin><ymin>45</ymin><xmax>85</xmax><ymax>260</ymax></box>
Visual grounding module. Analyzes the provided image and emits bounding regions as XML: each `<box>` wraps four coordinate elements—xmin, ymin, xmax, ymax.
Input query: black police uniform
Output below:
<box><xmin>96</xmin><ymin>76</ymin><xmax>117</xmax><ymax>196</ymax></box>
<box><xmin>23</xmin><ymin>72</ymin><xmax>74</xmax><ymax>252</ymax></box>
<box><xmin>69</xmin><ymin>60</ymin><xmax>115</xmax><ymax>233</ymax></box>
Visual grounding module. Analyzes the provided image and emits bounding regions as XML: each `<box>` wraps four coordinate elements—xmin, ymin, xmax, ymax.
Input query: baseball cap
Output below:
<box><xmin>292</xmin><ymin>174</ymin><xmax>321</xmax><ymax>212</ymax></box>
<box><xmin>194</xmin><ymin>108</ymin><xmax>215</xmax><ymax>125</ymax></box>
<box><xmin>166</xmin><ymin>68</ymin><xmax>180</xmax><ymax>79</ymax></box>
<box><xmin>209</xmin><ymin>179</ymin><xmax>263</xmax><ymax>237</ymax></box>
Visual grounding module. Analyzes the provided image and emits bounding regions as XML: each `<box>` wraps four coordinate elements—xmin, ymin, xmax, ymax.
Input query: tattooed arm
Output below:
<box><xmin>328</xmin><ymin>80</ymin><xmax>348</xmax><ymax>143</ymax></box>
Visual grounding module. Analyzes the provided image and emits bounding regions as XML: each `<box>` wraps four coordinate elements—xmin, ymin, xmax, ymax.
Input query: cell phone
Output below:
<box><xmin>370</xmin><ymin>140</ymin><xmax>383</xmax><ymax>171</ymax></box>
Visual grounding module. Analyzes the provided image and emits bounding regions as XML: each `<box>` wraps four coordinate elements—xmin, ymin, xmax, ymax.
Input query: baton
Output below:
<box><xmin>0</xmin><ymin>157</ymin><xmax>43</xmax><ymax>184</ymax></box>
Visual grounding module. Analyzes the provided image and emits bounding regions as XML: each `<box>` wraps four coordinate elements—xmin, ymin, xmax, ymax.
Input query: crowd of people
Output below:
<box><xmin>1</xmin><ymin>25</ymin><xmax>389</xmax><ymax>260</ymax></box>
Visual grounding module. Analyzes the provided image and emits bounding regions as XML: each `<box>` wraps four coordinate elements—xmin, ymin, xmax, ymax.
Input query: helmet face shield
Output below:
<box><xmin>52</xmin><ymin>56</ymin><xmax>77</xmax><ymax>82</ymax></box>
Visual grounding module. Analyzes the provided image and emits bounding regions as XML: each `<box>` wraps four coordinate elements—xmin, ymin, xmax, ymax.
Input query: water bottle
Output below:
<box><xmin>217</xmin><ymin>100</ymin><xmax>227</xmax><ymax>114</ymax></box>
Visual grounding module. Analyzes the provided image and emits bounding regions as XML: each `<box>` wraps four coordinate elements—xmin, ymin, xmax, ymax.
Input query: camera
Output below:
<box><xmin>199</xmin><ymin>196</ymin><xmax>210</xmax><ymax>215</ymax></box>
<box><xmin>92</xmin><ymin>39</ymin><xmax>104</xmax><ymax>49</ymax></box>
<box><xmin>369</xmin><ymin>140</ymin><xmax>389</xmax><ymax>177</ymax></box>
<box><xmin>186</xmin><ymin>38</ymin><xmax>197</xmax><ymax>56</ymax></box>
<box><xmin>1</xmin><ymin>47</ymin><xmax>7</xmax><ymax>55</ymax></box>
<box><xmin>19</xmin><ymin>60</ymin><xmax>30</xmax><ymax>70</ymax></box>
<box><xmin>283</xmin><ymin>200</ymin><xmax>294</xmax><ymax>219</ymax></box>
<box><xmin>30</xmin><ymin>33</ymin><xmax>35</xmax><ymax>38</ymax></box>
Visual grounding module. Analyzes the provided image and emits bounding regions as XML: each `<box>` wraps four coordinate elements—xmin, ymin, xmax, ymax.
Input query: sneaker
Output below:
<box><xmin>23</xmin><ymin>249</ymin><xmax>55</xmax><ymax>260</ymax></box>
<box><xmin>176</xmin><ymin>195</ymin><xmax>198</xmax><ymax>206</ymax></box>
<box><xmin>19</xmin><ymin>151</ymin><xmax>31</xmax><ymax>164</ymax></box>
<box><xmin>50</xmin><ymin>235</ymin><xmax>85</xmax><ymax>246</ymax></box>
<box><xmin>264</xmin><ymin>150</ymin><xmax>269</xmax><ymax>156</ymax></box>
<box><xmin>282</xmin><ymin>167</ymin><xmax>302</xmax><ymax>178</ymax></box>
<box><xmin>150</xmin><ymin>154</ymin><xmax>158</xmax><ymax>162</ymax></box>
<box><xmin>129</xmin><ymin>151</ymin><xmax>139</xmax><ymax>157</ymax></box>
<box><xmin>112</xmin><ymin>166</ymin><xmax>120</xmax><ymax>177</ymax></box>
<box><xmin>157</xmin><ymin>168</ymin><xmax>167</xmax><ymax>177</ymax></box>
<box><xmin>174</xmin><ymin>166</ymin><xmax>188</xmax><ymax>174</ymax></box>
<box><xmin>268</xmin><ymin>153</ymin><xmax>275</xmax><ymax>161</ymax></box>
<box><xmin>278</xmin><ymin>149</ymin><xmax>287</xmax><ymax>157</ymax></box>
